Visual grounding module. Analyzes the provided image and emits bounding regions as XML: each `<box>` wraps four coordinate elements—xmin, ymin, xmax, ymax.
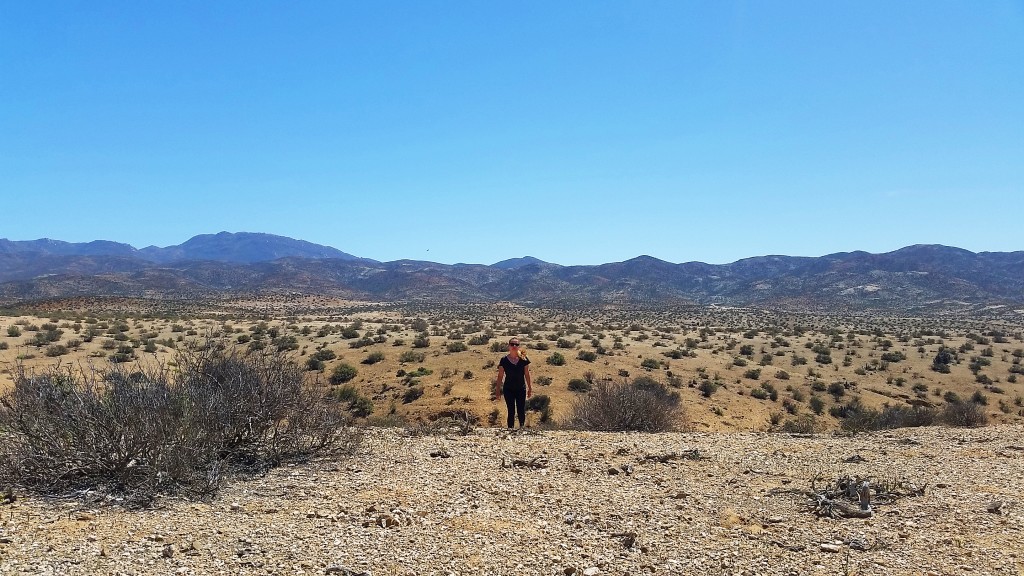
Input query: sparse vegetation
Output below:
<box><xmin>0</xmin><ymin>345</ymin><xmax>356</xmax><ymax>505</ymax></box>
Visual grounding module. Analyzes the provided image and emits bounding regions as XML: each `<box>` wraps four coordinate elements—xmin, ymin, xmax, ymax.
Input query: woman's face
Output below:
<box><xmin>508</xmin><ymin>340</ymin><xmax>520</xmax><ymax>351</ymax></box>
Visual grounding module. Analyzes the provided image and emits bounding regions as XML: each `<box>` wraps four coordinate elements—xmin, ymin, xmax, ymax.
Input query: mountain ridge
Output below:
<box><xmin>1</xmin><ymin>234</ymin><xmax>1022</xmax><ymax>312</ymax></box>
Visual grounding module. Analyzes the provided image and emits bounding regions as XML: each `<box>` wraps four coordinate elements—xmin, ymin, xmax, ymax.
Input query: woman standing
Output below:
<box><xmin>494</xmin><ymin>337</ymin><xmax>532</xmax><ymax>429</ymax></box>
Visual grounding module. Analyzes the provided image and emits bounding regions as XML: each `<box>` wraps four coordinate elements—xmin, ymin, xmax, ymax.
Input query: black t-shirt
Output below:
<box><xmin>499</xmin><ymin>355</ymin><xmax>530</xmax><ymax>389</ymax></box>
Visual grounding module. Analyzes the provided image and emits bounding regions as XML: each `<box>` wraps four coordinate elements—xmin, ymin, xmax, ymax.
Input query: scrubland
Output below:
<box><xmin>2</xmin><ymin>299</ymin><xmax>1022</xmax><ymax>433</ymax></box>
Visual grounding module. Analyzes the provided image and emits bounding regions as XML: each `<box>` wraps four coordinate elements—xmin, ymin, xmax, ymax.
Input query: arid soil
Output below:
<box><xmin>2</xmin><ymin>424</ymin><xmax>1022</xmax><ymax>576</ymax></box>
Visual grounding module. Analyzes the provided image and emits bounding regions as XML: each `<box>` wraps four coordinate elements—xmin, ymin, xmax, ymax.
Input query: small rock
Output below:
<box><xmin>987</xmin><ymin>501</ymin><xmax>1007</xmax><ymax>514</ymax></box>
<box><xmin>162</xmin><ymin>544</ymin><xmax>174</xmax><ymax>558</ymax></box>
<box><xmin>230</xmin><ymin>502</ymin><xmax>242</xmax><ymax>512</ymax></box>
<box><xmin>583</xmin><ymin>568</ymin><xmax>601</xmax><ymax>576</ymax></box>
<box><xmin>607</xmin><ymin>467</ymin><xmax>620</xmax><ymax>476</ymax></box>
<box><xmin>563</xmin><ymin>568</ymin><xmax>577</xmax><ymax>576</ymax></box>
<box><xmin>820</xmin><ymin>543</ymin><xmax>842</xmax><ymax>553</ymax></box>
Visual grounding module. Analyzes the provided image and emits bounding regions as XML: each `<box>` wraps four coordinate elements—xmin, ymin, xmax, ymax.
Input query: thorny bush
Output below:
<box><xmin>564</xmin><ymin>377</ymin><xmax>687</xmax><ymax>433</ymax></box>
<box><xmin>0</xmin><ymin>344</ymin><xmax>359</xmax><ymax>507</ymax></box>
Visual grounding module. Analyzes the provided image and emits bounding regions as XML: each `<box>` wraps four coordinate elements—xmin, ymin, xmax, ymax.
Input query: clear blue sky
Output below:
<box><xmin>2</xmin><ymin>1</ymin><xmax>1022</xmax><ymax>265</ymax></box>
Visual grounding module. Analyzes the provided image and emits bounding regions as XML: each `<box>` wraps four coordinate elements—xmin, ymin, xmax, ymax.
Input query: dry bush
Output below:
<box><xmin>940</xmin><ymin>401</ymin><xmax>988</xmax><ymax>427</ymax></box>
<box><xmin>0</xmin><ymin>345</ymin><xmax>357</xmax><ymax>506</ymax></box>
<box><xmin>840</xmin><ymin>404</ymin><xmax>938</xmax><ymax>433</ymax></box>
<box><xmin>564</xmin><ymin>378</ymin><xmax>686</xmax><ymax>432</ymax></box>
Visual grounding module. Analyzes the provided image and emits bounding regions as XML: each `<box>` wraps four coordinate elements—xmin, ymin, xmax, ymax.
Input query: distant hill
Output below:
<box><xmin>136</xmin><ymin>232</ymin><xmax>366</xmax><ymax>264</ymax></box>
<box><xmin>1</xmin><ymin>235</ymin><xmax>1022</xmax><ymax>313</ymax></box>
<box><xmin>0</xmin><ymin>232</ymin><xmax>364</xmax><ymax>266</ymax></box>
<box><xmin>490</xmin><ymin>256</ymin><xmax>556</xmax><ymax>270</ymax></box>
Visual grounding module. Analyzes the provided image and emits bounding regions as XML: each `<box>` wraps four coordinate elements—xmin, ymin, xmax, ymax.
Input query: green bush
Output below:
<box><xmin>698</xmin><ymin>380</ymin><xmax>719</xmax><ymax>398</ymax></box>
<box><xmin>44</xmin><ymin>344</ymin><xmax>68</xmax><ymax>357</ymax></box>
<box><xmin>334</xmin><ymin>384</ymin><xmax>374</xmax><ymax>418</ymax></box>
<box><xmin>402</xmin><ymin>386</ymin><xmax>424</xmax><ymax>403</ymax></box>
<box><xmin>362</xmin><ymin>352</ymin><xmax>385</xmax><ymax>365</ymax></box>
<box><xmin>546</xmin><ymin>352</ymin><xmax>566</xmax><ymax>366</ymax></box>
<box><xmin>329</xmin><ymin>363</ymin><xmax>358</xmax><ymax>385</ymax></box>
<box><xmin>567</xmin><ymin>379</ymin><xmax>592</xmax><ymax>393</ymax></box>
<box><xmin>809</xmin><ymin>396</ymin><xmax>825</xmax><ymax>415</ymax></box>
<box><xmin>399</xmin><ymin>351</ymin><xmax>426</xmax><ymax>363</ymax></box>
<box><xmin>577</xmin><ymin>350</ymin><xmax>597</xmax><ymax>362</ymax></box>
<box><xmin>446</xmin><ymin>341</ymin><xmax>468</xmax><ymax>353</ymax></box>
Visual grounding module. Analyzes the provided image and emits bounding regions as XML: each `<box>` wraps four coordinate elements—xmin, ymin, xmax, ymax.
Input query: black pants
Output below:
<box><xmin>502</xmin><ymin>384</ymin><xmax>527</xmax><ymax>428</ymax></box>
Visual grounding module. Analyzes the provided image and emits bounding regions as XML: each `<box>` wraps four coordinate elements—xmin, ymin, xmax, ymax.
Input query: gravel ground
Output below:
<box><xmin>2</xmin><ymin>425</ymin><xmax>1023</xmax><ymax>576</ymax></box>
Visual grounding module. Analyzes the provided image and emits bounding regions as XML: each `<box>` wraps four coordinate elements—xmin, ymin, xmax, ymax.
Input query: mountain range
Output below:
<box><xmin>1</xmin><ymin>232</ymin><xmax>1022</xmax><ymax>313</ymax></box>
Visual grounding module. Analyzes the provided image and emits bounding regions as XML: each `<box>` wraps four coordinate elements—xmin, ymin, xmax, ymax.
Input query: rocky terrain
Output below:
<box><xmin>2</xmin><ymin>424</ymin><xmax>1022</xmax><ymax>575</ymax></box>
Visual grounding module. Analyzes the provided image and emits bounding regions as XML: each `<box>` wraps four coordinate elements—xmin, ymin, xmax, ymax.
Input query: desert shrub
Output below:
<box><xmin>399</xmin><ymin>351</ymin><xmax>426</xmax><ymax>363</ymax></box>
<box><xmin>111</xmin><ymin>345</ymin><xmax>136</xmax><ymax>364</ymax></box>
<box><xmin>577</xmin><ymin>350</ymin><xmax>597</xmax><ymax>362</ymax></box>
<box><xmin>334</xmin><ymin>384</ymin><xmax>374</xmax><ymax>418</ymax></box>
<box><xmin>698</xmin><ymin>380</ymin><xmax>719</xmax><ymax>398</ymax></box>
<box><xmin>446</xmin><ymin>341</ymin><xmax>468</xmax><ymax>353</ymax></box>
<box><xmin>640</xmin><ymin>358</ymin><xmax>660</xmax><ymax>370</ymax></box>
<box><xmin>310</xmin><ymin>348</ymin><xmax>336</xmax><ymax>362</ymax></box>
<box><xmin>932</xmin><ymin>347</ymin><xmax>956</xmax><ymax>373</ymax></box>
<box><xmin>564</xmin><ymin>378</ymin><xmax>685</xmax><ymax>432</ymax></box>
<box><xmin>940</xmin><ymin>401</ymin><xmax>988</xmax><ymax>427</ymax></box>
<box><xmin>402</xmin><ymin>386</ymin><xmax>424</xmax><ymax>403</ymax></box>
<box><xmin>546</xmin><ymin>352</ymin><xmax>566</xmax><ymax>366</ymax></box>
<box><xmin>44</xmin><ymin>344</ymin><xmax>68</xmax><ymax>357</ymax></box>
<box><xmin>468</xmin><ymin>334</ymin><xmax>491</xmax><ymax>346</ymax></box>
<box><xmin>362</xmin><ymin>352</ymin><xmax>385</xmax><ymax>365</ymax></box>
<box><xmin>0</xmin><ymin>346</ymin><xmax>355</xmax><ymax>506</ymax></box>
<box><xmin>556</xmin><ymin>338</ymin><xmax>575</xmax><ymax>349</ymax></box>
<box><xmin>840</xmin><ymin>404</ymin><xmax>938</xmax><ymax>433</ymax></box>
<box><xmin>348</xmin><ymin>337</ymin><xmax>375</xmax><ymax>349</ymax></box>
<box><xmin>750</xmin><ymin>387</ymin><xmax>769</xmax><ymax>400</ymax></box>
<box><xmin>780</xmin><ymin>414</ymin><xmax>818</xmax><ymax>434</ymax></box>
<box><xmin>0</xmin><ymin>342</ymin><xmax>7</xmax><ymax>350</ymax></box>
<box><xmin>329</xmin><ymin>363</ymin><xmax>358</xmax><ymax>385</ymax></box>
<box><xmin>348</xmin><ymin>391</ymin><xmax>372</xmax><ymax>414</ymax></box>
<box><xmin>526</xmin><ymin>394</ymin><xmax>550</xmax><ymax>412</ymax></box>
<box><xmin>811</xmin><ymin>393</ymin><xmax>827</xmax><ymax>412</ymax></box>
<box><xmin>535</xmin><ymin>375</ymin><xmax>552</xmax><ymax>386</ymax></box>
<box><xmin>567</xmin><ymin>378</ymin><xmax>592</xmax><ymax>393</ymax></box>
<box><xmin>743</xmin><ymin>368</ymin><xmax>761</xmax><ymax>380</ymax></box>
<box><xmin>525</xmin><ymin>394</ymin><xmax>553</xmax><ymax>423</ymax></box>
<box><xmin>827</xmin><ymin>381</ymin><xmax>846</xmax><ymax>399</ymax></box>
<box><xmin>6</xmin><ymin>325</ymin><xmax>21</xmax><ymax>337</ymax></box>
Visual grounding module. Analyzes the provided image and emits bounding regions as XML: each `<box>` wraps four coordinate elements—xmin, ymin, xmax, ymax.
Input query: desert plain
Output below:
<box><xmin>1</xmin><ymin>297</ymin><xmax>1023</xmax><ymax>575</ymax></box>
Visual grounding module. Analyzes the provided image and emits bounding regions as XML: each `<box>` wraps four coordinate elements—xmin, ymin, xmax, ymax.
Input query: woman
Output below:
<box><xmin>494</xmin><ymin>337</ymin><xmax>532</xmax><ymax>429</ymax></box>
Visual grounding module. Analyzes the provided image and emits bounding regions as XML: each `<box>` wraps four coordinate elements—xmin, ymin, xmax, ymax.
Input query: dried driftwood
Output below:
<box><xmin>806</xmin><ymin>474</ymin><xmax>925</xmax><ymax>519</ymax></box>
